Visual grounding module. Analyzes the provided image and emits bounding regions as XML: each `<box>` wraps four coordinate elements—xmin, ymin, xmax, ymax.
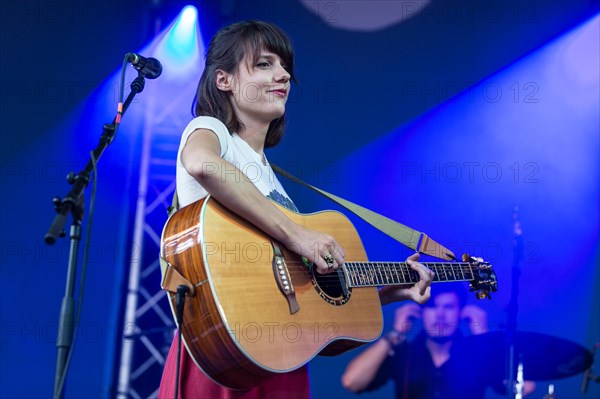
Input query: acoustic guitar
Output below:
<box><xmin>160</xmin><ymin>196</ymin><xmax>498</xmax><ymax>390</ymax></box>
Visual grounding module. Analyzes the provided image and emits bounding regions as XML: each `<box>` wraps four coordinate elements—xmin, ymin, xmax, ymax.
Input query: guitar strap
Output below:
<box><xmin>160</xmin><ymin>164</ymin><xmax>456</xmax><ymax>293</ymax></box>
<box><xmin>270</xmin><ymin>164</ymin><xmax>456</xmax><ymax>261</ymax></box>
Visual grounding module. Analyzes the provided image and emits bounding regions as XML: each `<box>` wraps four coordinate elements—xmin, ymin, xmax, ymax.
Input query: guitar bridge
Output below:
<box><xmin>271</xmin><ymin>241</ymin><xmax>300</xmax><ymax>314</ymax></box>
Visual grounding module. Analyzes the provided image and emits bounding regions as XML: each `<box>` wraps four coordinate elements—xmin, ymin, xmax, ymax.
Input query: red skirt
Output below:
<box><xmin>157</xmin><ymin>336</ymin><xmax>311</xmax><ymax>399</ymax></box>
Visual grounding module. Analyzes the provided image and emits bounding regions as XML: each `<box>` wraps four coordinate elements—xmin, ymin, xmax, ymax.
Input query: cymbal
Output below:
<box><xmin>459</xmin><ymin>331</ymin><xmax>593</xmax><ymax>381</ymax></box>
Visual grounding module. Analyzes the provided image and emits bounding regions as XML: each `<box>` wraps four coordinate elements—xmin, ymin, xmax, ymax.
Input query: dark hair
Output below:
<box><xmin>192</xmin><ymin>20</ymin><xmax>296</xmax><ymax>148</ymax></box>
<box><xmin>424</xmin><ymin>283</ymin><xmax>468</xmax><ymax>309</ymax></box>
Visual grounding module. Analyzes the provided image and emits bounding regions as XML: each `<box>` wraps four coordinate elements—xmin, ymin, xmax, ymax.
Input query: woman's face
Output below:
<box><xmin>226</xmin><ymin>50</ymin><xmax>291</xmax><ymax>126</ymax></box>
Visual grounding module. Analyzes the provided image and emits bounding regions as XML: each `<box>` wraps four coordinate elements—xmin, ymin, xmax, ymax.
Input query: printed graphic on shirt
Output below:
<box><xmin>267</xmin><ymin>190</ymin><xmax>298</xmax><ymax>212</ymax></box>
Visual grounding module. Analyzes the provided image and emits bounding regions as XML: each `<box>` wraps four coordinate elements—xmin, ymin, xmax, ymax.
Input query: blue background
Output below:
<box><xmin>1</xmin><ymin>1</ymin><xmax>598</xmax><ymax>398</ymax></box>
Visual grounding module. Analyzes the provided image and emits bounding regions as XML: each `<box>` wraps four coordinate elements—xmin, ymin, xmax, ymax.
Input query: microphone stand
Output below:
<box><xmin>45</xmin><ymin>73</ymin><xmax>146</xmax><ymax>399</ymax></box>
<box><xmin>506</xmin><ymin>206</ymin><xmax>524</xmax><ymax>399</ymax></box>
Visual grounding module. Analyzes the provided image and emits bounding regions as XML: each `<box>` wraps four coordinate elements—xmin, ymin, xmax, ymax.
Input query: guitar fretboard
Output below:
<box><xmin>344</xmin><ymin>262</ymin><xmax>476</xmax><ymax>287</ymax></box>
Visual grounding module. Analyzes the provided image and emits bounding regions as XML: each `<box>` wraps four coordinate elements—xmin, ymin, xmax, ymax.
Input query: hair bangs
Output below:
<box><xmin>241</xmin><ymin>22</ymin><xmax>296</xmax><ymax>82</ymax></box>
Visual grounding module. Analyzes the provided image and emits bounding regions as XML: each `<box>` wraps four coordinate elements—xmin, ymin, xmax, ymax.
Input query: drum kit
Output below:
<box><xmin>463</xmin><ymin>209</ymin><xmax>600</xmax><ymax>398</ymax></box>
<box><xmin>461</xmin><ymin>330</ymin><xmax>597</xmax><ymax>398</ymax></box>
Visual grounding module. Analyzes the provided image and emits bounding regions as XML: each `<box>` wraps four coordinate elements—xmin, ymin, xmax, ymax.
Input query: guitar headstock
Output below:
<box><xmin>462</xmin><ymin>253</ymin><xmax>498</xmax><ymax>300</ymax></box>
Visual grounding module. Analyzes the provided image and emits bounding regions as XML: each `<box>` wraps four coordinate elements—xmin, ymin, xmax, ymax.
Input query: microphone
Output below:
<box><xmin>126</xmin><ymin>53</ymin><xmax>162</xmax><ymax>79</ymax></box>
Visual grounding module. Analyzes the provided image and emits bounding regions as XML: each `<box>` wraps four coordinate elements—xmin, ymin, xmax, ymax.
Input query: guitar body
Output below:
<box><xmin>161</xmin><ymin>196</ymin><xmax>383</xmax><ymax>390</ymax></box>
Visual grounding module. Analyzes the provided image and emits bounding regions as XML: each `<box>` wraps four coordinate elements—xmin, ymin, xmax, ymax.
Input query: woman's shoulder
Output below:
<box><xmin>179</xmin><ymin>116</ymin><xmax>232</xmax><ymax>157</ymax></box>
<box><xmin>184</xmin><ymin>116</ymin><xmax>230</xmax><ymax>135</ymax></box>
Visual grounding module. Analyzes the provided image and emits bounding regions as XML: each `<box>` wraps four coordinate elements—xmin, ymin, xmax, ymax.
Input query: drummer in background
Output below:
<box><xmin>342</xmin><ymin>284</ymin><xmax>536</xmax><ymax>399</ymax></box>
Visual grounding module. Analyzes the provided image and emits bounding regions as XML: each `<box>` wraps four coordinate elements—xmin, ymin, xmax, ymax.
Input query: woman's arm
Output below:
<box><xmin>181</xmin><ymin>129</ymin><xmax>344</xmax><ymax>273</ymax></box>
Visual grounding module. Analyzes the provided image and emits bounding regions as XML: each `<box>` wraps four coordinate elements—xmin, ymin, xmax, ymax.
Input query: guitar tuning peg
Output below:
<box><xmin>476</xmin><ymin>290</ymin><xmax>489</xmax><ymax>300</ymax></box>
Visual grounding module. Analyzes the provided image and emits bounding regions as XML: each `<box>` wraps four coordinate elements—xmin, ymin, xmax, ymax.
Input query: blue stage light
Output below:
<box><xmin>155</xmin><ymin>5</ymin><xmax>202</xmax><ymax>78</ymax></box>
<box><xmin>167</xmin><ymin>5</ymin><xmax>199</xmax><ymax>57</ymax></box>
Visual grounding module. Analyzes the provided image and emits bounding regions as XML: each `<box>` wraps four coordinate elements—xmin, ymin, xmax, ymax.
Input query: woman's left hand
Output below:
<box><xmin>378</xmin><ymin>253</ymin><xmax>434</xmax><ymax>305</ymax></box>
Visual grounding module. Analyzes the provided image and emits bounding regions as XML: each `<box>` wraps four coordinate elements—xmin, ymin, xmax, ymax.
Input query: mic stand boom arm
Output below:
<box><xmin>45</xmin><ymin>74</ymin><xmax>145</xmax><ymax>244</ymax></box>
<box><xmin>45</xmin><ymin>73</ymin><xmax>145</xmax><ymax>399</ymax></box>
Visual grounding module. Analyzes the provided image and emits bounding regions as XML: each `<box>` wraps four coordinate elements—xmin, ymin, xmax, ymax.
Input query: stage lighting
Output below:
<box><xmin>155</xmin><ymin>5</ymin><xmax>201</xmax><ymax>78</ymax></box>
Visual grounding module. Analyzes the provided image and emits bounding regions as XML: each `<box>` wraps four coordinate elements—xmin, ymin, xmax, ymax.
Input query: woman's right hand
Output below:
<box><xmin>281</xmin><ymin>223</ymin><xmax>345</xmax><ymax>274</ymax></box>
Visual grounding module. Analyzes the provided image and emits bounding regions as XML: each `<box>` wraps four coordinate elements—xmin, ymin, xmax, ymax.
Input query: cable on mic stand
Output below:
<box><xmin>174</xmin><ymin>284</ymin><xmax>189</xmax><ymax>399</ymax></box>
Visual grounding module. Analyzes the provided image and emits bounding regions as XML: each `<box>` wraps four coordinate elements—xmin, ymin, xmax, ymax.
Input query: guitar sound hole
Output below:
<box><xmin>311</xmin><ymin>268</ymin><xmax>352</xmax><ymax>306</ymax></box>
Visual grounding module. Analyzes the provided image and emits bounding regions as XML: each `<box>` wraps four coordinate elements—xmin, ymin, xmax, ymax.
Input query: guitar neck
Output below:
<box><xmin>344</xmin><ymin>262</ymin><xmax>476</xmax><ymax>288</ymax></box>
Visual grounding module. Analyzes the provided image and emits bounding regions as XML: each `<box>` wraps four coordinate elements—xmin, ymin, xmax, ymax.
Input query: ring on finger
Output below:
<box><xmin>324</xmin><ymin>254</ymin><xmax>335</xmax><ymax>268</ymax></box>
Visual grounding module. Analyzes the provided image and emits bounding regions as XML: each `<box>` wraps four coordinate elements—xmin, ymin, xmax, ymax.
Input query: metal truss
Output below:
<box><xmin>116</xmin><ymin>85</ymin><xmax>194</xmax><ymax>399</ymax></box>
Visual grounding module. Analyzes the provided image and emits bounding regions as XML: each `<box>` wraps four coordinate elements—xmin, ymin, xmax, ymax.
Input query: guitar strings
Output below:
<box><xmin>281</xmin><ymin>261</ymin><xmax>476</xmax><ymax>276</ymax></box>
<box><xmin>278</xmin><ymin>261</ymin><xmax>476</xmax><ymax>287</ymax></box>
